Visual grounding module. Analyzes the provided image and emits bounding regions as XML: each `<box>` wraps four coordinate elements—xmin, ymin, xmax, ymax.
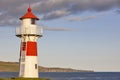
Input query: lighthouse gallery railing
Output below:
<box><xmin>16</xmin><ymin>26</ymin><xmax>43</xmax><ymax>37</ymax></box>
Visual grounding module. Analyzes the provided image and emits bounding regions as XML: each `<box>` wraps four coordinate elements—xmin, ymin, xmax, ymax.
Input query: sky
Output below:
<box><xmin>0</xmin><ymin>0</ymin><xmax>120</xmax><ymax>72</ymax></box>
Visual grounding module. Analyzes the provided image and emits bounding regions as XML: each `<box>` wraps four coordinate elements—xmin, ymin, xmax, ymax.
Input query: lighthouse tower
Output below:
<box><xmin>16</xmin><ymin>6</ymin><xmax>42</xmax><ymax>78</ymax></box>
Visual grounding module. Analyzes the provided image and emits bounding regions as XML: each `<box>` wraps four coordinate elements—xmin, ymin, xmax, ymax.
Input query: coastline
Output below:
<box><xmin>0</xmin><ymin>61</ymin><xmax>94</xmax><ymax>72</ymax></box>
<box><xmin>0</xmin><ymin>78</ymin><xmax>50</xmax><ymax>80</ymax></box>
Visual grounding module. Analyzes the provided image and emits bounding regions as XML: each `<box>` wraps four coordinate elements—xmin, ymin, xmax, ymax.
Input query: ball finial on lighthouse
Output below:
<box><xmin>16</xmin><ymin>5</ymin><xmax>42</xmax><ymax>78</ymax></box>
<box><xmin>28</xmin><ymin>5</ymin><xmax>32</xmax><ymax>12</ymax></box>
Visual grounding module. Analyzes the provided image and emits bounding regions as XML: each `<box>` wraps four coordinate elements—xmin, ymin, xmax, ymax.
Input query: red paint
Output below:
<box><xmin>21</xmin><ymin>42</ymin><xmax>26</xmax><ymax>51</ymax></box>
<box><xmin>26</xmin><ymin>41</ymin><xmax>37</xmax><ymax>56</ymax></box>
<box><xmin>20</xmin><ymin>6</ymin><xmax>39</xmax><ymax>20</ymax></box>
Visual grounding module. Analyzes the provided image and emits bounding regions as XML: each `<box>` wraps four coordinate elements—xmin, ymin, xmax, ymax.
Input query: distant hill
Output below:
<box><xmin>0</xmin><ymin>61</ymin><xmax>94</xmax><ymax>72</ymax></box>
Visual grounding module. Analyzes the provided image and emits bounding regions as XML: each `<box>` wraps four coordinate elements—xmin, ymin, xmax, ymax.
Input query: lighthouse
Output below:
<box><xmin>16</xmin><ymin>6</ymin><xmax>42</xmax><ymax>78</ymax></box>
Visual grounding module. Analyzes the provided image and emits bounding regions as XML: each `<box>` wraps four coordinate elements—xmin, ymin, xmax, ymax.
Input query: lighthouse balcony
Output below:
<box><xmin>16</xmin><ymin>27</ymin><xmax>43</xmax><ymax>38</ymax></box>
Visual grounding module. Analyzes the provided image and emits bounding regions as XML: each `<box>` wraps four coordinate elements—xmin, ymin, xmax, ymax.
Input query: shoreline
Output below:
<box><xmin>0</xmin><ymin>78</ymin><xmax>50</xmax><ymax>80</ymax></box>
<box><xmin>0</xmin><ymin>61</ymin><xmax>94</xmax><ymax>72</ymax></box>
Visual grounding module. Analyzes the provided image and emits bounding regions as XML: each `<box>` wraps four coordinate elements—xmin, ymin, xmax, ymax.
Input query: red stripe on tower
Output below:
<box><xmin>26</xmin><ymin>41</ymin><xmax>37</xmax><ymax>56</ymax></box>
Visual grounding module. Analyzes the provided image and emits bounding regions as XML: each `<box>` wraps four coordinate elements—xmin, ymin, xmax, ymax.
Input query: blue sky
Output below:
<box><xmin>0</xmin><ymin>0</ymin><xmax>120</xmax><ymax>71</ymax></box>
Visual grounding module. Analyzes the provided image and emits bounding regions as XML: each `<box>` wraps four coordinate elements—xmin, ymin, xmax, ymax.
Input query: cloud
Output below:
<box><xmin>42</xmin><ymin>9</ymin><xmax>70</xmax><ymax>20</ymax></box>
<box><xmin>68</xmin><ymin>16</ymin><xmax>97</xmax><ymax>22</ymax></box>
<box><xmin>0</xmin><ymin>0</ymin><xmax>120</xmax><ymax>26</ymax></box>
<box><xmin>0</xmin><ymin>14</ymin><xmax>20</xmax><ymax>26</ymax></box>
<box><xmin>43</xmin><ymin>26</ymin><xmax>73</xmax><ymax>31</ymax></box>
<box><xmin>116</xmin><ymin>9</ymin><xmax>120</xmax><ymax>14</ymax></box>
<box><xmin>68</xmin><ymin>12</ymin><xmax>107</xmax><ymax>22</ymax></box>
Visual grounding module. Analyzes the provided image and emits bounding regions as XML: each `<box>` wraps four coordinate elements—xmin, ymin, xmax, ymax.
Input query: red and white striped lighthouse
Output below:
<box><xmin>16</xmin><ymin>6</ymin><xmax>42</xmax><ymax>78</ymax></box>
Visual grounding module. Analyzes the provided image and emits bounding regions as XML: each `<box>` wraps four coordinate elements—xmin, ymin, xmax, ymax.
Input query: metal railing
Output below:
<box><xmin>16</xmin><ymin>26</ymin><xmax>43</xmax><ymax>37</ymax></box>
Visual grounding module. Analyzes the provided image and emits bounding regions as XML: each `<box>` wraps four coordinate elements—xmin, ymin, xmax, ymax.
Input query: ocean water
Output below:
<box><xmin>0</xmin><ymin>72</ymin><xmax>120</xmax><ymax>80</ymax></box>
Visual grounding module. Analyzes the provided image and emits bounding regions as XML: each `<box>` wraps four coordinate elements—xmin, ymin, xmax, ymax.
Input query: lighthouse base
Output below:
<box><xmin>19</xmin><ymin>56</ymin><xmax>38</xmax><ymax>78</ymax></box>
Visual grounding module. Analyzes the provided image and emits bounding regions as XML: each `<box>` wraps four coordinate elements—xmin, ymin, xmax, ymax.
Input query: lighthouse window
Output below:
<box><xmin>31</xmin><ymin>19</ymin><xmax>36</xmax><ymax>24</ymax></box>
<box><xmin>35</xmin><ymin>64</ymin><xmax>37</xmax><ymax>69</ymax></box>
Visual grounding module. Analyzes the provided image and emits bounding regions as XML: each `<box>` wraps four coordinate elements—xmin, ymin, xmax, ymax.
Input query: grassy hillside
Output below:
<box><xmin>0</xmin><ymin>61</ymin><xmax>94</xmax><ymax>72</ymax></box>
<box><xmin>0</xmin><ymin>62</ymin><xmax>19</xmax><ymax>72</ymax></box>
<box><xmin>0</xmin><ymin>78</ymin><xmax>50</xmax><ymax>80</ymax></box>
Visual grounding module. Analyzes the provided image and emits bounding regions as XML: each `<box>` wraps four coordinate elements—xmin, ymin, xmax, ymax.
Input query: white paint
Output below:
<box><xmin>21</xmin><ymin>19</ymin><xmax>36</xmax><ymax>35</ymax></box>
<box><xmin>19</xmin><ymin>56</ymin><xmax>38</xmax><ymax>77</ymax></box>
<box><xmin>17</xmin><ymin>18</ymin><xmax>42</xmax><ymax>78</ymax></box>
<box><xmin>24</xmin><ymin>56</ymin><xmax>38</xmax><ymax>77</ymax></box>
<box><xmin>16</xmin><ymin>20</ymin><xmax>42</xmax><ymax>38</ymax></box>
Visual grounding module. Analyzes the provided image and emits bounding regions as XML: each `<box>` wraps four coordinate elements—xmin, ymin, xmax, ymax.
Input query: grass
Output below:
<box><xmin>0</xmin><ymin>78</ymin><xmax>50</xmax><ymax>80</ymax></box>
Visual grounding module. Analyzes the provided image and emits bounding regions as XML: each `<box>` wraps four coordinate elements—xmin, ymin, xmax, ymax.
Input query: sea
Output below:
<box><xmin>0</xmin><ymin>72</ymin><xmax>120</xmax><ymax>80</ymax></box>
